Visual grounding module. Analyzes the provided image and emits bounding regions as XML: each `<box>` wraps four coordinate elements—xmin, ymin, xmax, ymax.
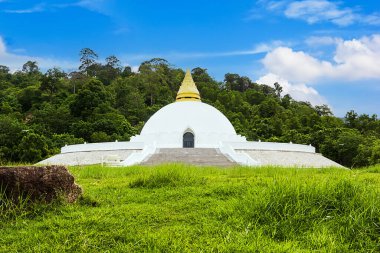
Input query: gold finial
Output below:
<box><xmin>176</xmin><ymin>69</ymin><xmax>201</xmax><ymax>102</ymax></box>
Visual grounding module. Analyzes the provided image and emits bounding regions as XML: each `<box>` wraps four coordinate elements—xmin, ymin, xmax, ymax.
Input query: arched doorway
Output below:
<box><xmin>183</xmin><ymin>132</ymin><xmax>194</xmax><ymax>148</ymax></box>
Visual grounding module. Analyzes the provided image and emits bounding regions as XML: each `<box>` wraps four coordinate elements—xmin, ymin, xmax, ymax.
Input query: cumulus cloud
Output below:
<box><xmin>256</xmin><ymin>73</ymin><xmax>327</xmax><ymax>106</ymax></box>
<box><xmin>0</xmin><ymin>37</ymin><xmax>77</xmax><ymax>71</ymax></box>
<box><xmin>262</xmin><ymin>47</ymin><xmax>333</xmax><ymax>83</ymax></box>
<box><xmin>262</xmin><ymin>34</ymin><xmax>380</xmax><ymax>83</ymax></box>
<box><xmin>257</xmin><ymin>34</ymin><xmax>380</xmax><ymax>106</ymax></box>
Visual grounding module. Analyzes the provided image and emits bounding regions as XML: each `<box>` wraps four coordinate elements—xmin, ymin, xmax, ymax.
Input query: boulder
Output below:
<box><xmin>0</xmin><ymin>165</ymin><xmax>82</xmax><ymax>203</ymax></box>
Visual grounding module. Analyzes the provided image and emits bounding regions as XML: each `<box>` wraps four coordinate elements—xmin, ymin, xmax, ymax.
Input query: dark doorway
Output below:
<box><xmin>183</xmin><ymin>132</ymin><xmax>194</xmax><ymax>148</ymax></box>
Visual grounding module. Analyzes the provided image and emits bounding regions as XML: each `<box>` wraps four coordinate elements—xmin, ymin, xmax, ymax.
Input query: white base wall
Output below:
<box><xmin>41</xmin><ymin>139</ymin><xmax>323</xmax><ymax>167</ymax></box>
<box><xmin>61</xmin><ymin>141</ymin><xmax>144</xmax><ymax>153</ymax></box>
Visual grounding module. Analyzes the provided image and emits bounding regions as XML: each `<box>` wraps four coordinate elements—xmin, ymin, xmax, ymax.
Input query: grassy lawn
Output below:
<box><xmin>1</xmin><ymin>164</ymin><xmax>380</xmax><ymax>252</ymax></box>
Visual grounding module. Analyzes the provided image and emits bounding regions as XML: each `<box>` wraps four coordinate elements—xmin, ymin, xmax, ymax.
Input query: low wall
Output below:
<box><xmin>225</xmin><ymin>141</ymin><xmax>315</xmax><ymax>153</ymax></box>
<box><xmin>61</xmin><ymin>141</ymin><xmax>145</xmax><ymax>153</ymax></box>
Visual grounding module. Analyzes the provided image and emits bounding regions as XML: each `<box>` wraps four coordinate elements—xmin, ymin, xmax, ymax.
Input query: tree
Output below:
<box><xmin>0</xmin><ymin>65</ymin><xmax>11</xmax><ymax>89</ymax></box>
<box><xmin>50</xmin><ymin>133</ymin><xmax>84</xmax><ymax>154</ymax></box>
<box><xmin>191</xmin><ymin>67</ymin><xmax>209</xmax><ymax>78</ymax></box>
<box><xmin>370</xmin><ymin>140</ymin><xmax>380</xmax><ymax>165</ymax></box>
<box><xmin>319</xmin><ymin>128</ymin><xmax>363</xmax><ymax>167</ymax></box>
<box><xmin>17</xmin><ymin>132</ymin><xmax>49</xmax><ymax>163</ymax></box>
<box><xmin>315</xmin><ymin>104</ymin><xmax>333</xmax><ymax>116</ymax></box>
<box><xmin>281</xmin><ymin>94</ymin><xmax>292</xmax><ymax>109</ymax></box>
<box><xmin>139</xmin><ymin>58</ymin><xmax>169</xmax><ymax>72</ymax></box>
<box><xmin>138</xmin><ymin>58</ymin><xmax>173</xmax><ymax>106</ymax></box>
<box><xmin>70</xmin><ymin>121</ymin><xmax>93</xmax><ymax>141</ymax></box>
<box><xmin>0</xmin><ymin>94</ymin><xmax>22</xmax><ymax>114</ymax></box>
<box><xmin>40</xmin><ymin>68</ymin><xmax>67</xmax><ymax>96</ymax></box>
<box><xmin>17</xmin><ymin>85</ymin><xmax>42</xmax><ymax>112</ymax></box>
<box><xmin>113</xmin><ymin>78</ymin><xmax>147</xmax><ymax>124</ymax></box>
<box><xmin>245</xmin><ymin>89</ymin><xmax>265</xmax><ymax>105</ymax></box>
<box><xmin>68</xmin><ymin>71</ymin><xmax>87</xmax><ymax>94</ymax></box>
<box><xmin>106</xmin><ymin>55</ymin><xmax>121</xmax><ymax>69</ymax></box>
<box><xmin>121</xmin><ymin>66</ymin><xmax>134</xmax><ymax>78</ymax></box>
<box><xmin>70</xmin><ymin>79</ymin><xmax>110</xmax><ymax>119</ymax></box>
<box><xmin>274</xmin><ymin>82</ymin><xmax>283</xmax><ymax>98</ymax></box>
<box><xmin>345</xmin><ymin>110</ymin><xmax>358</xmax><ymax>128</ymax></box>
<box><xmin>90</xmin><ymin>131</ymin><xmax>111</xmax><ymax>142</ymax></box>
<box><xmin>79</xmin><ymin>48</ymin><xmax>98</xmax><ymax>76</ymax></box>
<box><xmin>31</xmin><ymin>103</ymin><xmax>74</xmax><ymax>134</ymax></box>
<box><xmin>0</xmin><ymin>65</ymin><xmax>10</xmax><ymax>75</ymax></box>
<box><xmin>22</xmin><ymin>61</ymin><xmax>40</xmax><ymax>75</ymax></box>
<box><xmin>224</xmin><ymin>73</ymin><xmax>252</xmax><ymax>92</ymax></box>
<box><xmin>259</xmin><ymin>98</ymin><xmax>280</xmax><ymax>118</ymax></box>
<box><xmin>0</xmin><ymin>116</ymin><xmax>25</xmax><ymax>162</ymax></box>
<box><xmin>97</xmin><ymin>55</ymin><xmax>122</xmax><ymax>85</ymax></box>
<box><xmin>259</xmin><ymin>84</ymin><xmax>276</xmax><ymax>97</ymax></box>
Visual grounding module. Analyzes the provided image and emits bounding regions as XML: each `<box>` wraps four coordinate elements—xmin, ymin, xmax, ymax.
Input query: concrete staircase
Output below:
<box><xmin>141</xmin><ymin>148</ymin><xmax>237</xmax><ymax>167</ymax></box>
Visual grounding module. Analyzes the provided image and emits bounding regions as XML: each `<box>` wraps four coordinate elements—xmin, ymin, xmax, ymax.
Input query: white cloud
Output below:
<box><xmin>262</xmin><ymin>34</ymin><xmax>380</xmax><ymax>83</ymax></box>
<box><xmin>123</xmin><ymin>41</ymin><xmax>284</xmax><ymax>62</ymax></box>
<box><xmin>257</xmin><ymin>0</ymin><xmax>380</xmax><ymax>26</ymax></box>
<box><xmin>74</xmin><ymin>0</ymin><xmax>111</xmax><ymax>15</ymax></box>
<box><xmin>131</xmin><ymin>65</ymin><xmax>139</xmax><ymax>73</ymax></box>
<box><xmin>305</xmin><ymin>36</ymin><xmax>341</xmax><ymax>47</ymax></box>
<box><xmin>362</xmin><ymin>13</ymin><xmax>380</xmax><ymax>25</ymax></box>
<box><xmin>0</xmin><ymin>37</ymin><xmax>77</xmax><ymax>71</ymax></box>
<box><xmin>257</xmin><ymin>34</ymin><xmax>380</xmax><ymax>106</ymax></box>
<box><xmin>284</xmin><ymin>0</ymin><xmax>355</xmax><ymax>26</ymax></box>
<box><xmin>267</xmin><ymin>1</ymin><xmax>287</xmax><ymax>11</ymax></box>
<box><xmin>256</xmin><ymin>73</ymin><xmax>327</xmax><ymax>106</ymax></box>
<box><xmin>262</xmin><ymin>47</ymin><xmax>333</xmax><ymax>83</ymax></box>
<box><xmin>2</xmin><ymin>1</ymin><xmax>112</xmax><ymax>16</ymax></box>
<box><xmin>4</xmin><ymin>3</ymin><xmax>46</xmax><ymax>14</ymax></box>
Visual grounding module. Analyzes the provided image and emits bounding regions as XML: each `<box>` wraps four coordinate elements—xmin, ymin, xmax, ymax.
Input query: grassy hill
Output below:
<box><xmin>1</xmin><ymin>165</ymin><xmax>380</xmax><ymax>252</ymax></box>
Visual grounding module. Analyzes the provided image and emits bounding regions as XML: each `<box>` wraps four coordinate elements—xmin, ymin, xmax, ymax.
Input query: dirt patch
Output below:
<box><xmin>0</xmin><ymin>165</ymin><xmax>82</xmax><ymax>203</ymax></box>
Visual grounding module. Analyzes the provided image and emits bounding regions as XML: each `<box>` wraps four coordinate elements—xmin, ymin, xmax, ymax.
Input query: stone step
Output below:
<box><xmin>141</xmin><ymin>148</ymin><xmax>237</xmax><ymax>167</ymax></box>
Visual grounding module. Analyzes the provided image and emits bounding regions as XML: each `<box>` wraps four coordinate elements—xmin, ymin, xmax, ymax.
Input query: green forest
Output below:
<box><xmin>0</xmin><ymin>48</ymin><xmax>379</xmax><ymax>167</ymax></box>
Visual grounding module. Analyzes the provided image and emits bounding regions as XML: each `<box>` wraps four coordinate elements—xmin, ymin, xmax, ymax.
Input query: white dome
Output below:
<box><xmin>141</xmin><ymin>101</ymin><xmax>236</xmax><ymax>135</ymax></box>
<box><xmin>131</xmin><ymin>101</ymin><xmax>246</xmax><ymax>148</ymax></box>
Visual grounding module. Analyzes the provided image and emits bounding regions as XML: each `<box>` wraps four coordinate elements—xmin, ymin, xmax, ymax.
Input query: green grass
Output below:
<box><xmin>1</xmin><ymin>164</ymin><xmax>380</xmax><ymax>252</ymax></box>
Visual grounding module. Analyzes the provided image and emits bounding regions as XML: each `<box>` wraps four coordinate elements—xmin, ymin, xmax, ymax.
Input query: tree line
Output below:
<box><xmin>0</xmin><ymin>48</ymin><xmax>379</xmax><ymax>167</ymax></box>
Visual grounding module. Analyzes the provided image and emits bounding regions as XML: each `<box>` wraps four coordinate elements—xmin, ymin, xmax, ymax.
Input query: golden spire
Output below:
<box><xmin>176</xmin><ymin>69</ymin><xmax>201</xmax><ymax>102</ymax></box>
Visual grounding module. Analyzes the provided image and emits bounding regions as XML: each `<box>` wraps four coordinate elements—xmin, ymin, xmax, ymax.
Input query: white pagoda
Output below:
<box><xmin>39</xmin><ymin>70</ymin><xmax>342</xmax><ymax>168</ymax></box>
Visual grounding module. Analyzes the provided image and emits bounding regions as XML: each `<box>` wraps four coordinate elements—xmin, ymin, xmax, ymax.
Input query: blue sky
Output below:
<box><xmin>1</xmin><ymin>0</ymin><xmax>380</xmax><ymax>116</ymax></box>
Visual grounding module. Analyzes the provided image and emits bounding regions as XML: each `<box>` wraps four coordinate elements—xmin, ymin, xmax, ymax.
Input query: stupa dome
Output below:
<box><xmin>141</xmin><ymin>101</ymin><xmax>237</xmax><ymax>136</ymax></box>
<box><xmin>135</xmin><ymin>101</ymin><xmax>244</xmax><ymax>148</ymax></box>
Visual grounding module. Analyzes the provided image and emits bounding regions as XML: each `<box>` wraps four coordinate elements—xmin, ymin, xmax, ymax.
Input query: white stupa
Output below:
<box><xmin>39</xmin><ymin>70</ymin><xmax>342</xmax><ymax>168</ymax></box>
